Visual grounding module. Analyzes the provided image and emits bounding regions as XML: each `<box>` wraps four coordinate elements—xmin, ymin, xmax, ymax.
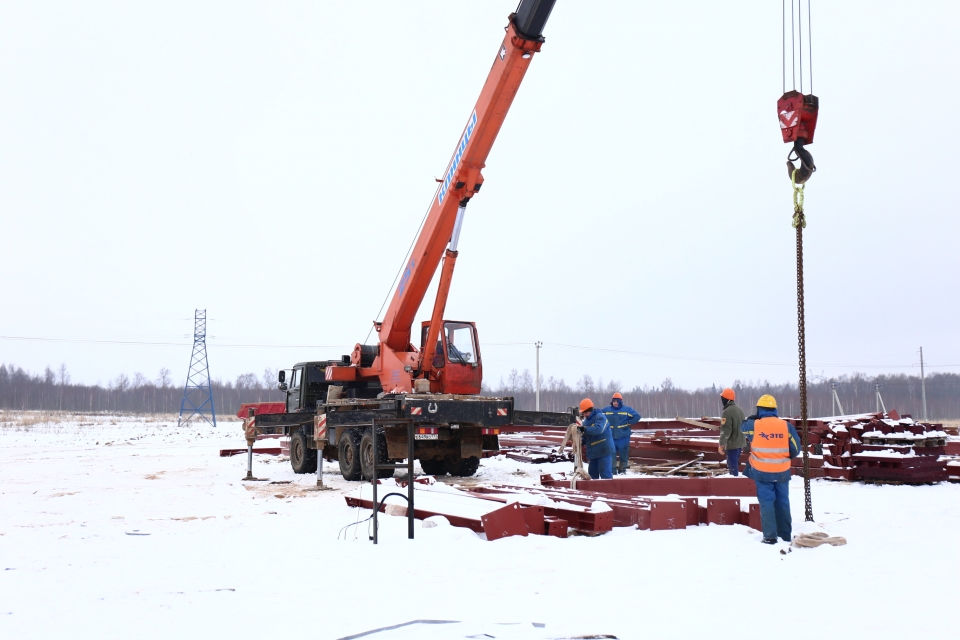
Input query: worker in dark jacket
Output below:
<box><xmin>579</xmin><ymin>398</ymin><xmax>614</xmax><ymax>480</ymax></box>
<box><xmin>741</xmin><ymin>394</ymin><xmax>801</xmax><ymax>544</ymax></box>
<box><xmin>601</xmin><ymin>392</ymin><xmax>641</xmax><ymax>474</ymax></box>
<box><xmin>718</xmin><ymin>388</ymin><xmax>746</xmax><ymax>476</ymax></box>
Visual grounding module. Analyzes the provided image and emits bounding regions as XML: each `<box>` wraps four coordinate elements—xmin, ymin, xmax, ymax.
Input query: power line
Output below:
<box><xmin>3</xmin><ymin>334</ymin><xmax>958</xmax><ymax>370</ymax></box>
<box><xmin>484</xmin><ymin>340</ymin><xmax>960</xmax><ymax>369</ymax></box>
<box><xmin>0</xmin><ymin>335</ymin><xmax>351</xmax><ymax>349</ymax></box>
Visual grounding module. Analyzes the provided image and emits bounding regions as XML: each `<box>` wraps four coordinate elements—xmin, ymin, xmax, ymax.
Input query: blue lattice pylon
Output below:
<box><xmin>178</xmin><ymin>309</ymin><xmax>217</xmax><ymax>427</ymax></box>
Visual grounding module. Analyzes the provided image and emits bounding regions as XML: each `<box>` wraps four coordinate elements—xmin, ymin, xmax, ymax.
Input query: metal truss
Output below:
<box><xmin>178</xmin><ymin>309</ymin><xmax>217</xmax><ymax>428</ymax></box>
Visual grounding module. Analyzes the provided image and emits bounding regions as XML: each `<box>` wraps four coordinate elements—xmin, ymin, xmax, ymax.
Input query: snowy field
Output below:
<box><xmin>1</xmin><ymin>413</ymin><xmax>958</xmax><ymax>639</ymax></box>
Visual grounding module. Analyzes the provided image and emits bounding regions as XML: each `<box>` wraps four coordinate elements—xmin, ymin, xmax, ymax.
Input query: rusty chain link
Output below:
<box><xmin>792</xmin><ymin>169</ymin><xmax>813</xmax><ymax>522</ymax></box>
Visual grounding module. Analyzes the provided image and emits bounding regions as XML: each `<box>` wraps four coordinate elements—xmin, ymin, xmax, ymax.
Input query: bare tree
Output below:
<box><xmin>263</xmin><ymin>368</ymin><xmax>278</xmax><ymax>390</ymax></box>
<box><xmin>113</xmin><ymin>373</ymin><xmax>130</xmax><ymax>411</ymax></box>
<box><xmin>57</xmin><ymin>363</ymin><xmax>70</xmax><ymax>411</ymax></box>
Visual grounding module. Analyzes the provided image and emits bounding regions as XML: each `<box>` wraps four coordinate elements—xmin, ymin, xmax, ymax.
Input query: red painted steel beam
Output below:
<box><xmin>498</xmin><ymin>420</ymin><xmax>722</xmax><ymax>435</ymax></box>
<box><xmin>649</xmin><ymin>501</ymin><xmax>688</xmax><ymax>530</ymax></box>
<box><xmin>480</xmin><ymin>502</ymin><xmax>530</xmax><ymax>541</ymax></box>
<box><xmin>469</xmin><ymin>484</ymin><xmax>688</xmax><ymax>531</ymax></box>
<box><xmin>462</xmin><ymin>487</ymin><xmax>614</xmax><ymax>532</ymax></box>
<box><xmin>344</xmin><ymin>494</ymin><xmax>566</xmax><ymax>537</ymax></box>
<box><xmin>706</xmin><ymin>498</ymin><xmax>741</xmax><ymax>526</ymax></box>
<box><xmin>219</xmin><ymin>447</ymin><xmax>282</xmax><ymax>457</ymax></box>
<box><xmin>344</xmin><ymin>495</ymin><xmax>486</xmax><ymax>533</ymax></box>
<box><xmin>540</xmin><ymin>475</ymin><xmax>757</xmax><ymax>497</ymax></box>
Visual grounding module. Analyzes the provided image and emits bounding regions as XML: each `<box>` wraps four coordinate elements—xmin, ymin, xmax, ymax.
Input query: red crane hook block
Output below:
<box><xmin>778</xmin><ymin>91</ymin><xmax>819</xmax><ymax>144</ymax></box>
<box><xmin>778</xmin><ymin>91</ymin><xmax>819</xmax><ymax>184</ymax></box>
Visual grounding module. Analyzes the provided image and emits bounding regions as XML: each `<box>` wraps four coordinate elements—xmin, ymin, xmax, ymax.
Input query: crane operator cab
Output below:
<box><xmin>277</xmin><ymin>363</ymin><xmax>330</xmax><ymax>413</ymax></box>
<box><xmin>420</xmin><ymin>320</ymin><xmax>482</xmax><ymax>395</ymax></box>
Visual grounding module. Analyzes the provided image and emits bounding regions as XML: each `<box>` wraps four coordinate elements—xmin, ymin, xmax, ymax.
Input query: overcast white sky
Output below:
<box><xmin>1</xmin><ymin>1</ymin><xmax>958</xmax><ymax>392</ymax></box>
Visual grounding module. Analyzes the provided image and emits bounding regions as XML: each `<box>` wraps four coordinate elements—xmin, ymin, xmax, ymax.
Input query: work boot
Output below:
<box><xmin>761</xmin><ymin>537</ymin><xmax>777</xmax><ymax>545</ymax></box>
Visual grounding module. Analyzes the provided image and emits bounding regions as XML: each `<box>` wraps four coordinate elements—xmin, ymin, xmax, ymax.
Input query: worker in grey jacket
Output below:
<box><xmin>718</xmin><ymin>388</ymin><xmax>746</xmax><ymax>476</ymax></box>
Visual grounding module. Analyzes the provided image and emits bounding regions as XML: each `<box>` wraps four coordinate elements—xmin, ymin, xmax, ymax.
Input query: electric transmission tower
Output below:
<box><xmin>178</xmin><ymin>309</ymin><xmax>217</xmax><ymax>427</ymax></box>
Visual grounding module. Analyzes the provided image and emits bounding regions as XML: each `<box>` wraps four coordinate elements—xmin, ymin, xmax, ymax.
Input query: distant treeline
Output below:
<box><xmin>0</xmin><ymin>364</ymin><xmax>283</xmax><ymax>419</ymax></box>
<box><xmin>1</xmin><ymin>362</ymin><xmax>958</xmax><ymax>421</ymax></box>
<box><xmin>483</xmin><ymin>370</ymin><xmax>960</xmax><ymax>421</ymax></box>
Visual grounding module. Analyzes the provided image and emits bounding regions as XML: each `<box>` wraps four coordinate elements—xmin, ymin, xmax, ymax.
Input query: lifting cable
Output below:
<box><xmin>781</xmin><ymin>0</ymin><xmax>817</xmax><ymax>522</ymax></box>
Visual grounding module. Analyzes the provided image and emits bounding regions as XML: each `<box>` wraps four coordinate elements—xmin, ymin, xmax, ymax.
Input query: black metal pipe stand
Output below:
<box><xmin>371</xmin><ymin>418</ymin><xmax>416</xmax><ymax>543</ymax></box>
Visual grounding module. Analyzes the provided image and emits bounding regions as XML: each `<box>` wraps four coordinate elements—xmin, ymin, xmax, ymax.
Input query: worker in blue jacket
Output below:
<box><xmin>579</xmin><ymin>398</ymin><xmax>614</xmax><ymax>479</ymax></box>
<box><xmin>601</xmin><ymin>392</ymin><xmax>641</xmax><ymax>474</ymax></box>
<box><xmin>741</xmin><ymin>394</ymin><xmax>801</xmax><ymax>544</ymax></box>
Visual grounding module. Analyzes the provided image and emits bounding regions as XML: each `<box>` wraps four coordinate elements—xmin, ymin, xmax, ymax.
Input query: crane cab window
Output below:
<box><xmin>289</xmin><ymin>368</ymin><xmax>301</xmax><ymax>389</ymax></box>
<box><xmin>445</xmin><ymin>322</ymin><xmax>477</xmax><ymax>365</ymax></box>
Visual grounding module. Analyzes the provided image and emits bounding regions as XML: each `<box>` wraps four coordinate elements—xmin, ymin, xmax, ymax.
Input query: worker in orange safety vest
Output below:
<box><xmin>740</xmin><ymin>394</ymin><xmax>801</xmax><ymax>544</ymax></box>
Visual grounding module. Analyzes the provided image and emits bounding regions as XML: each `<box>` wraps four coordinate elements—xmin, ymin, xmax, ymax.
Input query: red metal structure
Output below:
<box><xmin>323</xmin><ymin>1</ymin><xmax>556</xmax><ymax>395</ymax></box>
<box><xmin>778</xmin><ymin>90</ymin><xmax>819</xmax><ymax>184</ymax></box>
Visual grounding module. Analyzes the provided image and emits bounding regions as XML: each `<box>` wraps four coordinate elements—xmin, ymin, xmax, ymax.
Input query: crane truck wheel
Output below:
<box><xmin>338</xmin><ymin>428</ymin><xmax>363</xmax><ymax>481</ymax></box>
<box><xmin>290</xmin><ymin>428</ymin><xmax>318</xmax><ymax>474</ymax></box>
<box><xmin>418</xmin><ymin>457</ymin><xmax>447</xmax><ymax>476</ymax></box>
<box><xmin>444</xmin><ymin>455</ymin><xmax>480</xmax><ymax>477</ymax></box>
<box><xmin>360</xmin><ymin>427</ymin><xmax>393</xmax><ymax>480</ymax></box>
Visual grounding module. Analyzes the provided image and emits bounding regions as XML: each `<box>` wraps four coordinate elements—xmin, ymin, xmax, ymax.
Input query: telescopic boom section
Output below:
<box><xmin>360</xmin><ymin>2</ymin><xmax>555</xmax><ymax>392</ymax></box>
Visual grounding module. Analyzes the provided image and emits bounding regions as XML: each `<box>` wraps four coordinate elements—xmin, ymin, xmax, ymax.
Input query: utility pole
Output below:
<box><xmin>535</xmin><ymin>341</ymin><xmax>542</xmax><ymax>411</ymax></box>
<box><xmin>830</xmin><ymin>381</ymin><xmax>844</xmax><ymax>417</ymax></box>
<box><xmin>875</xmin><ymin>382</ymin><xmax>886</xmax><ymax>414</ymax></box>
<box><xmin>919</xmin><ymin>346</ymin><xmax>928</xmax><ymax>421</ymax></box>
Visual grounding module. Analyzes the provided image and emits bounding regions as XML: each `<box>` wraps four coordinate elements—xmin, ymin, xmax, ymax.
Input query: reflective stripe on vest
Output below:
<box><xmin>749</xmin><ymin>417</ymin><xmax>791</xmax><ymax>473</ymax></box>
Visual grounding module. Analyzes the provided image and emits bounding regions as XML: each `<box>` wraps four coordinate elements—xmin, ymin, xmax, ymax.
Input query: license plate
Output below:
<box><xmin>414</xmin><ymin>434</ymin><xmax>439</xmax><ymax>440</ymax></box>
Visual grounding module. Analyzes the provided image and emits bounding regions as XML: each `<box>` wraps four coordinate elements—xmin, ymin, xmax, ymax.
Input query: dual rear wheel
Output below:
<box><xmin>336</xmin><ymin>427</ymin><xmax>394</xmax><ymax>481</ymax></box>
<box><xmin>329</xmin><ymin>427</ymin><xmax>482</xmax><ymax>480</ymax></box>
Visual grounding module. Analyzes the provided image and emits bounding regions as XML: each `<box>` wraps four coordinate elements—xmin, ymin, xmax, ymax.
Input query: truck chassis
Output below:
<box><xmin>249</xmin><ymin>394</ymin><xmax>574</xmax><ymax>480</ymax></box>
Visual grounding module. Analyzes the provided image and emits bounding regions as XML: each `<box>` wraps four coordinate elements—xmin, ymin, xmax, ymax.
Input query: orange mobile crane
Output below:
<box><xmin>248</xmin><ymin>1</ymin><xmax>570</xmax><ymax>480</ymax></box>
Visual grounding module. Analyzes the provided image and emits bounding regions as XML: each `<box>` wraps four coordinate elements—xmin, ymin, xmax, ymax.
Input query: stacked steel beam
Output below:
<box><xmin>499</xmin><ymin>411</ymin><xmax>953</xmax><ymax>485</ymax></box>
<box><xmin>845</xmin><ymin>413</ymin><xmax>948</xmax><ymax>483</ymax></box>
<box><xmin>345</xmin><ymin>475</ymin><xmax>770</xmax><ymax>540</ymax></box>
<box><xmin>795</xmin><ymin>411</ymin><xmax>949</xmax><ymax>482</ymax></box>
<box><xmin>536</xmin><ymin>474</ymin><xmax>762</xmax><ymax>530</ymax></box>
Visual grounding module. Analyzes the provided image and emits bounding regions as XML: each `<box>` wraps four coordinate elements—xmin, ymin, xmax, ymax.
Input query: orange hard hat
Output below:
<box><xmin>579</xmin><ymin>398</ymin><xmax>594</xmax><ymax>412</ymax></box>
<box><xmin>612</xmin><ymin>392</ymin><xmax>623</xmax><ymax>400</ymax></box>
<box><xmin>721</xmin><ymin>388</ymin><xmax>735</xmax><ymax>401</ymax></box>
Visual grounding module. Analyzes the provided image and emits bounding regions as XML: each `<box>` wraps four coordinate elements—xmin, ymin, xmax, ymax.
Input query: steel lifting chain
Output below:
<box><xmin>792</xmin><ymin>168</ymin><xmax>813</xmax><ymax>522</ymax></box>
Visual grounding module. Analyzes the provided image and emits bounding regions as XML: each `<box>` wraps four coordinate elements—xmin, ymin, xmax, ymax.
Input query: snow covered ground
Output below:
<box><xmin>1</xmin><ymin>413</ymin><xmax>958</xmax><ymax>639</ymax></box>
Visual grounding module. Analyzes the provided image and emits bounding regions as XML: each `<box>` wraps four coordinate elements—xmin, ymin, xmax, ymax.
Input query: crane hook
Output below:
<box><xmin>787</xmin><ymin>138</ymin><xmax>816</xmax><ymax>184</ymax></box>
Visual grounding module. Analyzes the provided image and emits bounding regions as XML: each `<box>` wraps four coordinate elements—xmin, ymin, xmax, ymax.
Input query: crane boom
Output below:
<box><xmin>354</xmin><ymin>1</ymin><xmax>556</xmax><ymax>393</ymax></box>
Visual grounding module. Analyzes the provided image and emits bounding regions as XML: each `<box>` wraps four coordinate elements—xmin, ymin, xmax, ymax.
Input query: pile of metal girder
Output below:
<box><xmin>344</xmin><ymin>475</ymin><xmax>766</xmax><ymax>541</ymax></box>
<box><xmin>344</xmin><ymin>478</ymin><xmax>607</xmax><ymax>539</ymax></box>
<box><xmin>537</xmin><ymin>474</ymin><xmax>761</xmax><ymax>529</ymax></box>
<box><xmin>498</xmin><ymin>412</ymin><xmax>957</xmax><ymax>484</ymax></box>
<box><xmin>845</xmin><ymin>414</ymin><xmax>948</xmax><ymax>483</ymax></box>
<box><xmin>799</xmin><ymin>411</ymin><xmax>949</xmax><ymax>483</ymax></box>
